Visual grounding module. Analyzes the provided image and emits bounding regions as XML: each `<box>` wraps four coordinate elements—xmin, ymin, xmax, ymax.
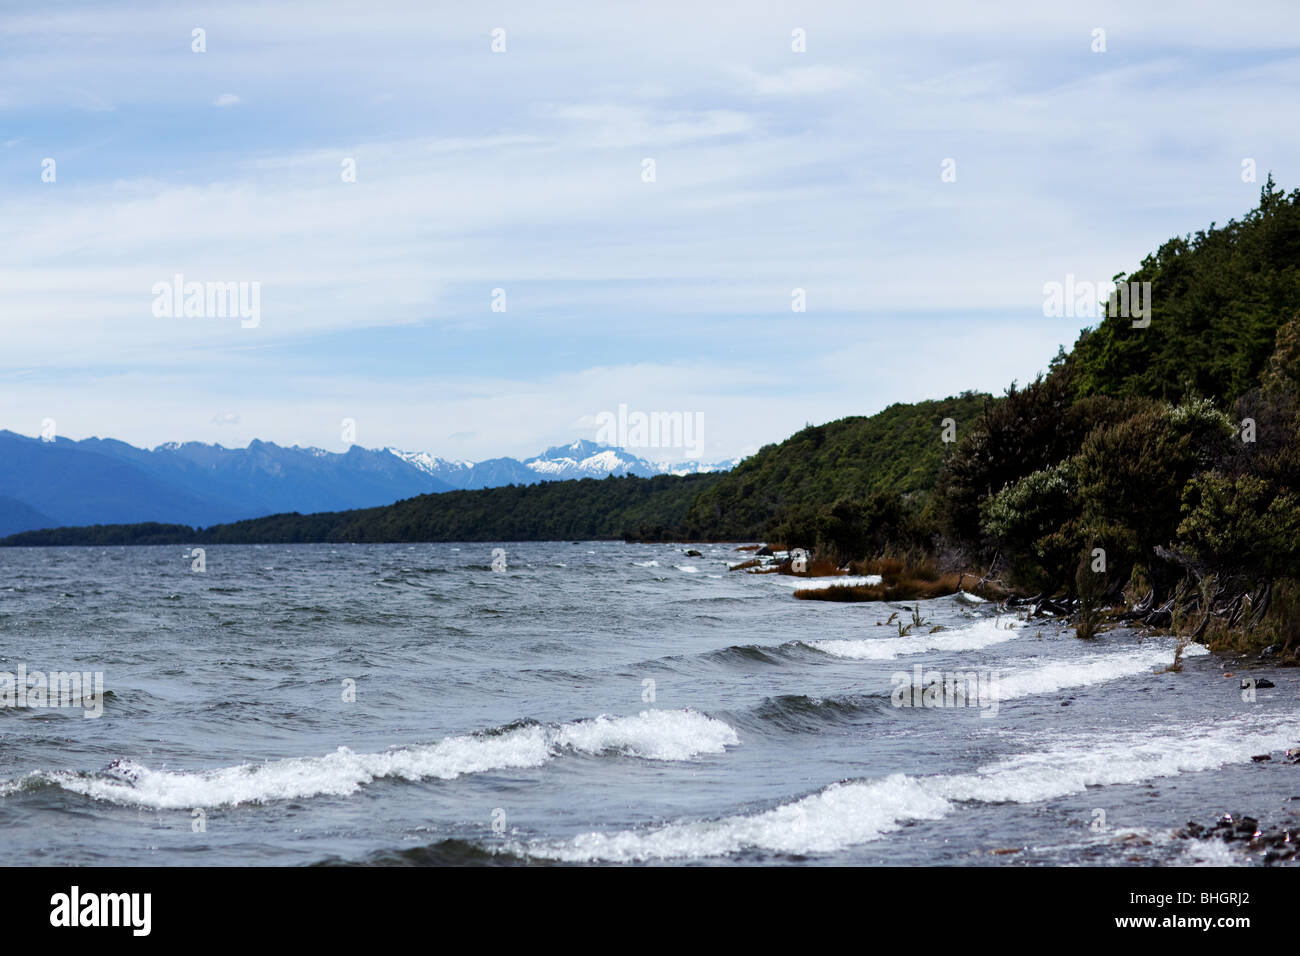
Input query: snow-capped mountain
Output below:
<box><xmin>0</xmin><ymin>430</ymin><xmax>739</xmax><ymax>536</ymax></box>
<box><xmin>386</xmin><ymin>449</ymin><xmax>475</xmax><ymax>482</ymax></box>
<box><xmin>385</xmin><ymin>439</ymin><xmax>737</xmax><ymax>489</ymax></box>
<box><xmin>523</xmin><ymin>440</ymin><xmax>656</xmax><ymax>479</ymax></box>
<box><xmin>654</xmin><ymin>457</ymin><xmax>743</xmax><ymax>477</ymax></box>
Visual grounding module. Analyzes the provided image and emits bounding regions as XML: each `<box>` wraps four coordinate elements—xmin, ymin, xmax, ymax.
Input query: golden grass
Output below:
<box><xmin>848</xmin><ymin>556</ymin><xmax>905</xmax><ymax>578</ymax></box>
<box><xmin>777</xmin><ymin>557</ymin><xmax>843</xmax><ymax>577</ymax></box>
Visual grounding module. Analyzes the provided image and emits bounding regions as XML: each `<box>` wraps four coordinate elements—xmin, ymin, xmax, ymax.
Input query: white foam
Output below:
<box><xmin>992</xmin><ymin>643</ymin><xmax>1209</xmax><ymax>701</ymax></box>
<box><xmin>552</xmin><ymin>709</ymin><xmax>739</xmax><ymax>762</ymax></box>
<box><xmin>525</xmin><ymin>713</ymin><xmax>1300</xmax><ymax>862</ymax></box>
<box><xmin>772</xmin><ymin>575</ymin><xmax>882</xmax><ymax>589</ymax></box>
<box><xmin>531</xmin><ymin>773</ymin><xmax>950</xmax><ymax>862</ymax></box>
<box><xmin>675</xmin><ymin>565</ymin><xmax>699</xmax><ymax>573</ymax></box>
<box><xmin>809</xmin><ymin>616</ymin><xmax>1021</xmax><ymax>660</ymax></box>
<box><xmin>1178</xmin><ymin>836</ymin><xmax>1247</xmax><ymax>867</ymax></box>
<box><xmin>633</xmin><ymin>560</ymin><xmax>660</xmax><ymax>568</ymax></box>
<box><xmin>29</xmin><ymin>710</ymin><xmax>738</xmax><ymax>809</ymax></box>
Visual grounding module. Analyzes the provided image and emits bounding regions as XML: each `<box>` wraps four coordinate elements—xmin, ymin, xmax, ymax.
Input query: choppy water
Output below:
<box><xmin>1</xmin><ymin>542</ymin><xmax>1297</xmax><ymax>866</ymax></box>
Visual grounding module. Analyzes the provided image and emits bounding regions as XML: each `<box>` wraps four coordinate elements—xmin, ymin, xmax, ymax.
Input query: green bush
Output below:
<box><xmin>1177</xmin><ymin>472</ymin><xmax>1300</xmax><ymax>582</ymax></box>
<box><xmin>938</xmin><ymin>371</ymin><xmax>1151</xmax><ymax>550</ymax></box>
<box><xmin>1073</xmin><ymin>399</ymin><xmax>1234</xmax><ymax>581</ymax></box>
<box><xmin>981</xmin><ymin>459</ymin><xmax>1081</xmax><ymax>591</ymax></box>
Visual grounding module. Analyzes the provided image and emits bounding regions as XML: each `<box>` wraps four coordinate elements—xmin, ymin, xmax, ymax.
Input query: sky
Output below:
<box><xmin>1</xmin><ymin>1</ymin><xmax>1297</xmax><ymax>463</ymax></box>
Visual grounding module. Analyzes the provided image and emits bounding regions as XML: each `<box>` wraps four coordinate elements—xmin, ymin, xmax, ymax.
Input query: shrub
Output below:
<box><xmin>981</xmin><ymin>459</ymin><xmax>1081</xmax><ymax>591</ymax></box>
<box><xmin>937</xmin><ymin>371</ymin><xmax>1151</xmax><ymax>551</ymax></box>
<box><xmin>1074</xmin><ymin>547</ymin><xmax>1109</xmax><ymax>638</ymax></box>
<box><xmin>1074</xmin><ymin>398</ymin><xmax>1235</xmax><ymax>582</ymax></box>
<box><xmin>1176</xmin><ymin>472</ymin><xmax>1300</xmax><ymax>582</ymax></box>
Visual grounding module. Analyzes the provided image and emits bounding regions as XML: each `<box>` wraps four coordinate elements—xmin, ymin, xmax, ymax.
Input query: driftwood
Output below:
<box><xmin>1134</xmin><ymin>578</ymin><xmax>1190</xmax><ymax>628</ymax></box>
<box><xmin>976</xmin><ymin>551</ymin><xmax>1001</xmax><ymax>591</ymax></box>
<box><xmin>1190</xmin><ymin>608</ymin><xmax>1212</xmax><ymax>640</ymax></box>
<box><xmin>1120</xmin><ymin>589</ymin><xmax>1154</xmax><ymax>621</ymax></box>
<box><xmin>1143</xmin><ymin>593</ymin><xmax>1177</xmax><ymax>628</ymax></box>
<box><xmin>1248</xmin><ymin>581</ymin><xmax>1272</xmax><ymax>629</ymax></box>
<box><xmin>1028</xmin><ymin>540</ymin><xmax>1277</xmax><ymax>644</ymax></box>
<box><xmin>1227</xmin><ymin>591</ymin><xmax>1249</xmax><ymax>627</ymax></box>
<box><xmin>1033</xmin><ymin>597</ymin><xmax>1074</xmax><ymax>618</ymax></box>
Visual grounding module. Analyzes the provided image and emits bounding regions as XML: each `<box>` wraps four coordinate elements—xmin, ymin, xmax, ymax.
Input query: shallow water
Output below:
<box><xmin>1</xmin><ymin>542</ymin><xmax>1296</xmax><ymax>866</ymax></box>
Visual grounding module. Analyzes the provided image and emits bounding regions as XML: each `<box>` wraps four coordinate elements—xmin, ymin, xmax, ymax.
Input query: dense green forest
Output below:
<box><xmin>711</xmin><ymin>178</ymin><xmax>1300</xmax><ymax>608</ymax></box>
<box><xmin>0</xmin><ymin>473</ymin><xmax>722</xmax><ymax>546</ymax></box>
<box><xmin>679</xmin><ymin>393</ymin><xmax>987</xmax><ymax>546</ymax></box>
<box><xmin>932</xmin><ymin>177</ymin><xmax>1300</xmax><ymax>651</ymax></box>
<box><xmin>1065</xmin><ymin>176</ymin><xmax>1300</xmax><ymax>406</ymax></box>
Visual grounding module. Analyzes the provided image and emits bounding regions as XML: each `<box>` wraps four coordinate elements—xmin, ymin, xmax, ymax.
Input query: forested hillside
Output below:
<box><xmin>681</xmin><ymin>393</ymin><xmax>988</xmax><ymax>545</ymax></box>
<box><xmin>1065</xmin><ymin>175</ymin><xmax>1300</xmax><ymax>406</ymax></box>
<box><xmin>1</xmin><ymin>473</ymin><xmax>722</xmax><ymax>546</ymax></box>
<box><xmin>932</xmin><ymin>178</ymin><xmax>1300</xmax><ymax>651</ymax></box>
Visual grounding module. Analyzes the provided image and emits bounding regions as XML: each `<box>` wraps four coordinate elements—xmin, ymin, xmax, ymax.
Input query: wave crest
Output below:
<box><xmin>18</xmin><ymin>709</ymin><xmax>739</xmax><ymax>809</ymax></box>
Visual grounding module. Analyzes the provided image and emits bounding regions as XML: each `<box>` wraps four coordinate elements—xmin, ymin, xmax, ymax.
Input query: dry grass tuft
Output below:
<box><xmin>777</xmin><ymin>557</ymin><xmax>843</xmax><ymax>577</ymax></box>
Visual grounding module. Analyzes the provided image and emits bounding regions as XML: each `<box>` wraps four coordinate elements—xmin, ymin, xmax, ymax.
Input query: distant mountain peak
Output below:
<box><xmin>0</xmin><ymin>429</ymin><xmax>738</xmax><ymax>537</ymax></box>
<box><xmin>384</xmin><ymin>438</ymin><xmax>737</xmax><ymax>489</ymax></box>
<box><xmin>385</xmin><ymin>448</ymin><xmax>475</xmax><ymax>476</ymax></box>
<box><xmin>533</xmin><ymin>438</ymin><xmax>607</xmax><ymax>459</ymax></box>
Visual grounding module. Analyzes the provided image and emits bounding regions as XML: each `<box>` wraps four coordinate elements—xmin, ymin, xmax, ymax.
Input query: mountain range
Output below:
<box><xmin>0</xmin><ymin>432</ymin><xmax>737</xmax><ymax>536</ymax></box>
<box><xmin>388</xmin><ymin>441</ymin><xmax>737</xmax><ymax>489</ymax></box>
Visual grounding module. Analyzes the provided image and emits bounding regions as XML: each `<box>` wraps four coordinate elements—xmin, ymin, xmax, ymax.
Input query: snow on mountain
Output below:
<box><xmin>385</xmin><ymin>448</ymin><xmax>475</xmax><ymax>480</ymax></box>
<box><xmin>523</xmin><ymin>440</ymin><xmax>651</xmax><ymax>479</ymax></box>
<box><xmin>652</xmin><ymin>457</ymin><xmax>742</xmax><ymax>476</ymax></box>
<box><xmin>386</xmin><ymin>439</ymin><xmax>738</xmax><ymax>486</ymax></box>
<box><xmin>0</xmin><ymin>430</ymin><xmax>740</xmax><ymax>538</ymax></box>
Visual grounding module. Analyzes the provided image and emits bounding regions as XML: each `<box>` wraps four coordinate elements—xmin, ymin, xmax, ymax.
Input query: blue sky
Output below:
<box><xmin>1</xmin><ymin>1</ymin><xmax>1297</xmax><ymax>462</ymax></box>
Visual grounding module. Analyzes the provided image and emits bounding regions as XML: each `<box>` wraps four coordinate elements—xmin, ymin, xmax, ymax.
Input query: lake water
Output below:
<box><xmin>1</xmin><ymin>542</ymin><xmax>1297</xmax><ymax>866</ymax></box>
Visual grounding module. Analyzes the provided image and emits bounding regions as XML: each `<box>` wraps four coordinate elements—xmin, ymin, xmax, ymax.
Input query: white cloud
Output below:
<box><xmin>0</xmin><ymin>0</ymin><xmax>1297</xmax><ymax>457</ymax></box>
